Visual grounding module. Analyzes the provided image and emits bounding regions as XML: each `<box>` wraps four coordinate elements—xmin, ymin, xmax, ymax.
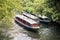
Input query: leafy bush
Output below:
<box><xmin>22</xmin><ymin>0</ymin><xmax>60</xmax><ymax>22</ymax></box>
<box><xmin>0</xmin><ymin>0</ymin><xmax>23</xmax><ymax>26</ymax></box>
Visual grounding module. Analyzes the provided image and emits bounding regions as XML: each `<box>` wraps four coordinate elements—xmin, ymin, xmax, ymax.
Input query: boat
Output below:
<box><xmin>22</xmin><ymin>12</ymin><xmax>40</xmax><ymax>23</ymax></box>
<box><xmin>39</xmin><ymin>15</ymin><xmax>51</xmax><ymax>23</ymax></box>
<box><xmin>22</xmin><ymin>12</ymin><xmax>51</xmax><ymax>23</ymax></box>
<box><xmin>15</xmin><ymin>15</ymin><xmax>40</xmax><ymax>30</ymax></box>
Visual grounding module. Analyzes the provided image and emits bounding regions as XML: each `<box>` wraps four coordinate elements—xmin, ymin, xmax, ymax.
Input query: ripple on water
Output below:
<box><xmin>13</xmin><ymin>33</ymin><xmax>31</xmax><ymax>40</ymax></box>
<box><xmin>9</xmin><ymin>22</ymin><xmax>60</xmax><ymax>40</ymax></box>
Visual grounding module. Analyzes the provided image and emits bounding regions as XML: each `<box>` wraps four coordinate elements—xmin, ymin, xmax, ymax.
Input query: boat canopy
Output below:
<box><xmin>41</xmin><ymin>15</ymin><xmax>48</xmax><ymax>18</ymax></box>
<box><xmin>23</xmin><ymin>12</ymin><xmax>38</xmax><ymax>19</ymax></box>
<box><xmin>16</xmin><ymin>15</ymin><xmax>37</xmax><ymax>24</ymax></box>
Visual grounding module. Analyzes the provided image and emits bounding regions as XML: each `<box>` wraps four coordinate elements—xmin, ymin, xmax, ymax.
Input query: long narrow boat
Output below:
<box><xmin>15</xmin><ymin>15</ymin><xmax>40</xmax><ymax>30</ymax></box>
<box><xmin>39</xmin><ymin>15</ymin><xmax>51</xmax><ymax>23</ymax></box>
<box><xmin>22</xmin><ymin>12</ymin><xmax>40</xmax><ymax>23</ymax></box>
<box><xmin>22</xmin><ymin>12</ymin><xmax>51</xmax><ymax>23</ymax></box>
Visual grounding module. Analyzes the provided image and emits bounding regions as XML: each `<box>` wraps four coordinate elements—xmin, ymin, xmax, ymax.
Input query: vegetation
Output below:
<box><xmin>22</xmin><ymin>0</ymin><xmax>60</xmax><ymax>23</ymax></box>
<box><xmin>0</xmin><ymin>0</ymin><xmax>60</xmax><ymax>26</ymax></box>
<box><xmin>0</xmin><ymin>0</ymin><xmax>23</xmax><ymax>26</ymax></box>
<box><xmin>0</xmin><ymin>0</ymin><xmax>23</xmax><ymax>40</ymax></box>
<box><xmin>0</xmin><ymin>0</ymin><xmax>60</xmax><ymax>40</ymax></box>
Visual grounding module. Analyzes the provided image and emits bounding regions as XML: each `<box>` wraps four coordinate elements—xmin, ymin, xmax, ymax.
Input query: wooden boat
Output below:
<box><xmin>15</xmin><ymin>15</ymin><xmax>40</xmax><ymax>30</ymax></box>
<box><xmin>22</xmin><ymin>12</ymin><xmax>51</xmax><ymax>23</ymax></box>
<box><xmin>22</xmin><ymin>12</ymin><xmax>40</xmax><ymax>23</ymax></box>
<box><xmin>39</xmin><ymin>15</ymin><xmax>51</xmax><ymax>23</ymax></box>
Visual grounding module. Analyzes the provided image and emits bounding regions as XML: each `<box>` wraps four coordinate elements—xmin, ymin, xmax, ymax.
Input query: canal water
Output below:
<box><xmin>9</xmin><ymin>22</ymin><xmax>60</xmax><ymax>40</ymax></box>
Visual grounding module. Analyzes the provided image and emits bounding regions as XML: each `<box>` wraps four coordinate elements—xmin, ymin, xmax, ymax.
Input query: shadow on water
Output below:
<box><xmin>15</xmin><ymin>21</ymin><xmax>40</xmax><ymax>39</ymax></box>
<box><xmin>15</xmin><ymin>20</ymin><xmax>39</xmax><ymax>33</ymax></box>
<box><xmin>39</xmin><ymin>22</ymin><xmax>60</xmax><ymax>40</ymax></box>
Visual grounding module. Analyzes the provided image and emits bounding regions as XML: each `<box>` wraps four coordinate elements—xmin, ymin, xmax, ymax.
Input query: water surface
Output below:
<box><xmin>12</xmin><ymin>22</ymin><xmax>60</xmax><ymax>40</ymax></box>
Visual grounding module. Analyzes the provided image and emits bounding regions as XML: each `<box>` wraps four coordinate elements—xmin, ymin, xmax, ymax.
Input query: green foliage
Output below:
<box><xmin>0</xmin><ymin>0</ymin><xmax>60</xmax><ymax>25</ymax></box>
<box><xmin>0</xmin><ymin>0</ymin><xmax>23</xmax><ymax>25</ymax></box>
<box><xmin>43</xmin><ymin>0</ymin><xmax>60</xmax><ymax>22</ymax></box>
<box><xmin>22</xmin><ymin>0</ymin><xmax>60</xmax><ymax>22</ymax></box>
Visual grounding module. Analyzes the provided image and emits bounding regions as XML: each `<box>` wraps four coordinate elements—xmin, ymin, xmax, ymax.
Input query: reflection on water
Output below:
<box><xmin>12</xmin><ymin>22</ymin><xmax>60</xmax><ymax>40</ymax></box>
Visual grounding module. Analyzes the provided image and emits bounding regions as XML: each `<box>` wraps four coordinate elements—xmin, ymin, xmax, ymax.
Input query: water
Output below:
<box><xmin>39</xmin><ymin>23</ymin><xmax>60</xmax><ymax>40</ymax></box>
<box><xmin>10</xmin><ymin>21</ymin><xmax>60</xmax><ymax>40</ymax></box>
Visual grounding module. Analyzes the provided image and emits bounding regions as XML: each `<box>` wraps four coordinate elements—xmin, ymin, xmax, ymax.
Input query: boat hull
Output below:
<box><xmin>40</xmin><ymin>20</ymin><xmax>51</xmax><ymax>23</ymax></box>
<box><xmin>15</xmin><ymin>19</ymin><xmax>40</xmax><ymax>31</ymax></box>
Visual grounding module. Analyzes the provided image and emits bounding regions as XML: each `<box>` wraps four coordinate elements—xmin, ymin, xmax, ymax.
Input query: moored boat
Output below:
<box><xmin>22</xmin><ymin>12</ymin><xmax>40</xmax><ymax>23</ymax></box>
<box><xmin>22</xmin><ymin>12</ymin><xmax>51</xmax><ymax>23</ymax></box>
<box><xmin>15</xmin><ymin>15</ymin><xmax>40</xmax><ymax>30</ymax></box>
<box><xmin>39</xmin><ymin>15</ymin><xmax>51</xmax><ymax>23</ymax></box>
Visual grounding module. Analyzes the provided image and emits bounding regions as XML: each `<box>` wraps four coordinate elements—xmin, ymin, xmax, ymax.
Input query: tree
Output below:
<box><xmin>22</xmin><ymin>0</ymin><xmax>60</xmax><ymax>23</ymax></box>
<box><xmin>0</xmin><ymin>0</ymin><xmax>23</xmax><ymax>26</ymax></box>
